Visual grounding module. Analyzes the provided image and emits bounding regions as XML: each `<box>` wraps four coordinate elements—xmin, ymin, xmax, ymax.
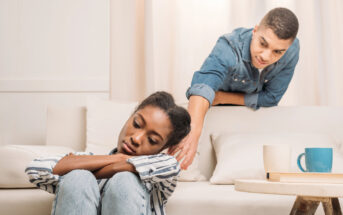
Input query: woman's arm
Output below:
<box><xmin>25</xmin><ymin>152</ymin><xmax>92</xmax><ymax>194</ymax></box>
<box><xmin>93</xmin><ymin>154</ymin><xmax>135</xmax><ymax>179</ymax></box>
<box><xmin>52</xmin><ymin>153</ymin><xmax>127</xmax><ymax>176</ymax></box>
<box><xmin>127</xmin><ymin>153</ymin><xmax>180</xmax><ymax>200</ymax></box>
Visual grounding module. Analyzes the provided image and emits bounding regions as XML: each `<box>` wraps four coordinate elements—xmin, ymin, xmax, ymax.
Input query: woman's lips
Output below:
<box><xmin>122</xmin><ymin>142</ymin><xmax>135</xmax><ymax>155</ymax></box>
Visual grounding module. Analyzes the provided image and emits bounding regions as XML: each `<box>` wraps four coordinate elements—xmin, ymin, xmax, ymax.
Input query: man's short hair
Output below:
<box><xmin>260</xmin><ymin>7</ymin><xmax>299</xmax><ymax>40</ymax></box>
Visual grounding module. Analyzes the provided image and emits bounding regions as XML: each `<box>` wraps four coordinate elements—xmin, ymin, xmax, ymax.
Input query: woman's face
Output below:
<box><xmin>117</xmin><ymin>105</ymin><xmax>173</xmax><ymax>156</ymax></box>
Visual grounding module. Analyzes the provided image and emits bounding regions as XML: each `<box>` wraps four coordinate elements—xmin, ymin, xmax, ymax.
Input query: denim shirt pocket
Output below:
<box><xmin>229</xmin><ymin>70</ymin><xmax>253</xmax><ymax>91</ymax></box>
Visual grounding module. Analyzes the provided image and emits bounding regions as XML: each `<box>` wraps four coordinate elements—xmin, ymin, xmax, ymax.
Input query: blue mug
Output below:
<box><xmin>297</xmin><ymin>148</ymin><xmax>333</xmax><ymax>172</ymax></box>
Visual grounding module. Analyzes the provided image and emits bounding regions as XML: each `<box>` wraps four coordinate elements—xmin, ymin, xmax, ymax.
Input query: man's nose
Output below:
<box><xmin>261</xmin><ymin>49</ymin><xmax>272</xmax><ymax>61</ymax></box>
<box><xmin>131</xmin><ymin>131</ymin><xmax>144</xmax><ymax>146</ymax></box>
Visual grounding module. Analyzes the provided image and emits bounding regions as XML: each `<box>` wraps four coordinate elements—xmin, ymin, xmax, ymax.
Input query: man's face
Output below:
<box><xmin>117</xmin><ymin>105</ymin><xmax>173</xmax><ymax>156</ymax></box>
<box><xmin>250</xmin><ymin>25</ymin><xmax>293</xmax><ymax>69</ymax></box>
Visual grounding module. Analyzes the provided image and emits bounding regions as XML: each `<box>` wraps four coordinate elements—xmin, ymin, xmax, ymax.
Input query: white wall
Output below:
<box><xmin>0</xmin><ymin>0</ymin><xmax>110</xmax><ymax>145</ymax></box>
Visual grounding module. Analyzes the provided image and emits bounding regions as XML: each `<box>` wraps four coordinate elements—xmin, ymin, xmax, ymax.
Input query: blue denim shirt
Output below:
<box><xmin>186</xmin><ymin>28</ymin><xmax>300</xmax><ymax>109</ymax></box>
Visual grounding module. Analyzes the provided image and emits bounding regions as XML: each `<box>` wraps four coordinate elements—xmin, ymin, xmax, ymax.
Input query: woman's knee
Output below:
<box><xmin>101</xmin><ymin>172</ymin><xmax>150</xmax><ymax>215</ymax></box>
<box><xmin>58</xmin><ymin>169</ymin><xmax>98</xmax><ymax>195</ymax></box>
<box><xmin>105</xmin><ymin>171</ymin><xmax>148</xmax><ymax>199</ymax></box>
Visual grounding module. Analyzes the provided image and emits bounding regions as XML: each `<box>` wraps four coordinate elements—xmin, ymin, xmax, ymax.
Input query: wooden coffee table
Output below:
<box><xmin>234</xmin><ymin>179</ymin><xmax>343</xmax><ymax>215</ymax></box>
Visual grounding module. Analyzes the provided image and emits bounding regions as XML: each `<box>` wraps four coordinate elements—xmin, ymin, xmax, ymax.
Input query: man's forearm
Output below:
<box><xmin>188</xmin><ymin>96</ymin><xmax>210</xmax><ymax>134</ymax></box>
<box><xmin>213</xmin><ymin>91</ymin><xmax>245</xmax><ymax>106</ymax></box>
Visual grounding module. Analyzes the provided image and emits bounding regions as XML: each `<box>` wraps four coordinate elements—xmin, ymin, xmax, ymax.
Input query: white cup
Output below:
<box><xmin>263</xmin><ymin>144</ymin><xmax>291</xmax><ymax>173</ymax></box>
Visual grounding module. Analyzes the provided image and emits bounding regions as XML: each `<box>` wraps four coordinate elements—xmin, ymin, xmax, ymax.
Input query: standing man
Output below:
<box><xmin>169</xmin><ymin>7</ymin><xmax>299</xmax><ymax>169</ymax></box>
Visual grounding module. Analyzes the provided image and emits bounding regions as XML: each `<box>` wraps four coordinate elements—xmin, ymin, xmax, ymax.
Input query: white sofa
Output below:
<box><xmin>1</xmin><ymin>103</ymin><xmax>343</xmax><ymax>215</ymax></box>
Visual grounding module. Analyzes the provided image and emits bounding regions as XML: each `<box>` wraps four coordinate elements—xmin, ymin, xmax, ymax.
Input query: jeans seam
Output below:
<box><xmin>51</xmin><ymin>183</ymin><xmax>60</xmax><ymax>215</ymax></box>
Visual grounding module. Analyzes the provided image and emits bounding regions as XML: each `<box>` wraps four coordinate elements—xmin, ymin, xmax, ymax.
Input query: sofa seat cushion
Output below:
<box><xmin>0</xmin><ymin>188</ymin><xmax>54</xmax><ymax>215</ymax></box>
<box><xmin>166</xmin><ymin>182</ymin><xmax>326</xmax><ymax>215</ymax></box>
<box><xmin>0</xmin><ymin>145</ymin><xmax>75</xmax><ymax>188</ymax></box>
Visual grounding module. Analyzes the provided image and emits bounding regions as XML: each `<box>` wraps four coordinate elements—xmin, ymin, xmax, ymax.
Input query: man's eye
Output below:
<box><xmin>260</xmin><ymin>42</ymin><xmax>267</xmax><ymax>47</ymax></box>
<box><xmin>148</xmin><ymin>137</ymin><xmax>157</xmax><ymax>145</ymax></box>
<box><xmin>133</xmin><ymin>120</ymin><xmax>140</xmax><ymax>128</ymax></box>
<box><xmin>274</xmin><ymin>50</ymin><xmax>282</xmax><ymax>54</ymax></box>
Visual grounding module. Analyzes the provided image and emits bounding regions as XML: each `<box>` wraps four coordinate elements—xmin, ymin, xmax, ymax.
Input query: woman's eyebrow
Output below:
<box><xmin>137</xmin><ymin>113</ymin><xmax>164</xmax><ymax>141</ymax></box>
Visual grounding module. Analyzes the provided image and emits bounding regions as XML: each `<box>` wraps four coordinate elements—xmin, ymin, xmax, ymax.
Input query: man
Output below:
<box><xmin>169</xmin><ymin>7</ymin><xmax>299</xmax><ymax>169</ymax></box>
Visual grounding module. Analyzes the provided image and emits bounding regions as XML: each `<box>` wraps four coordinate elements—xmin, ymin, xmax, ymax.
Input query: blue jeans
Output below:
<box><xmin>52</xmin><ymin>170</ymin><xmax>151</xmax><ymax>215</ymax></box>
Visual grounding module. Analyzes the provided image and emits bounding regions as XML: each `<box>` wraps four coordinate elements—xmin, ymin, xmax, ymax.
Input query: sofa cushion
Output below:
<box><xmin>46</xmin><ymin>106</ymin><xmax>86</xmax><ymax>151</ymax></box>
<box><xmin>166</xmin><ymin>182</ymin><xmax>325</xmax><ymax>215</ymax></box>
<box><xmin>86</xmin><ymin>97</ymin><xmax>138</xmax><ymax>155</ymax></box>
<box><xmin>0</xmin><ymin>145</ymin><xmax>74</xmax><ymax>188</ymax></box>
<box><xmin>0</xmin><ymin>189</ymin><xmax>54</xmax><ymax>215</ymax></box>
<box><xmin>210</xmin><ymin>132</ymin><xmax>343</xmax><ymax>184</ymax></box>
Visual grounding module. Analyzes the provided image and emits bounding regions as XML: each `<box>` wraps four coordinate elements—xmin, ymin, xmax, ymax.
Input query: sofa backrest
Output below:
<box><xmin>198</xmin><ymin>106</ymin><xmax>343</xmax><ymax>179</ymax></box>
<box><xmin>45</xmin><ymin>105</ymin><xmax>343</xmax><ymax>180</ymax></box>
<box><xmin>46</xmin><ymin>106</ymin><xmax>87</xmax><ymax>151</ymax></box>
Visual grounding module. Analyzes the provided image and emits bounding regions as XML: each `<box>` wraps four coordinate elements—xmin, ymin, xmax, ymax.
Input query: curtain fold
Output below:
<box><xmin>110</xmin><ymin>0</ymin><xmax>343</xmax><ymax>106</ymax></box>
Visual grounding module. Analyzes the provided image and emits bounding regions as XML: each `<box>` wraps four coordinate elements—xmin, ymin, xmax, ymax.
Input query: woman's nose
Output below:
<box><xmin>131</xmin><ymin>131</ymin><xmax>144</xmax><ymax>146</ymax></box>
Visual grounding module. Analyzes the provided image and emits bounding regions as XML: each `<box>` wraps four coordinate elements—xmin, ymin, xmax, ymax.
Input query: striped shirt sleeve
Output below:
<box><xmin>25</xmin><ymin>152</ymin><xmax>92</xmax><ymax>194</ymax></box>
<box><xmin>127</xmin><ymin>153</ymin><xmax>180</xmax><ymax>199</ymax></box>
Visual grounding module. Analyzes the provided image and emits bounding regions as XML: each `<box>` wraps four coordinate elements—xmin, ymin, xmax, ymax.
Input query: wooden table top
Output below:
<box><xmin>234</xmin><ymin>179</ymin><xmax>343</xmax><ymax>197</ymax></box>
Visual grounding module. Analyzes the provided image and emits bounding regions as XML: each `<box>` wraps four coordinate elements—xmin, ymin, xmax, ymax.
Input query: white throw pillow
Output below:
<box><xmin>210</xmin><ymin>132</ymin><xmax>343</xmax><ymax>185</ymax></box>
<box><xmin>86</xmin><ymin>97</ymin><xmax>138</xmax><ymax>154</ymax></box>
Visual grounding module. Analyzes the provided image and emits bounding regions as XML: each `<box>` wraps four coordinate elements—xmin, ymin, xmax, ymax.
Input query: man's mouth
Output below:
<box><xmin>122</xmin><ymin>141</ymin><xmax>136</xmax><ymax>155</ymax></box>
<box><xmin>256</xmin><ymin>56</ymin><xmax>267</xmax><ymax>65</ymax></box>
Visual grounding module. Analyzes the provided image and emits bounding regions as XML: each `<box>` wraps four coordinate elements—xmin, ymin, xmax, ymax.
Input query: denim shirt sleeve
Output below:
<box><xmin>186</xmin><ymin>36</ymin><xmax>237</xmax><ymax>105</ymax></box>
<box><xmin>247</xmin><ymin>49</ymin><xmax>299</xmax><ymax>109</ymax></box>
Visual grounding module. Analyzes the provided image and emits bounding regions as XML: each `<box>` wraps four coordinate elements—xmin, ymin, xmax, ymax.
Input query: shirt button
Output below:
<box><xmin>234</xmin><ymin>78</ymin><xmax>238</xmax><ymax>81</ymax></box>
<box><xmin>264</xmin><ymin>79</ymin><xmax>269</xmax><ymax>83</ymax></box>
<box><xmin>241</xmin><ymin>80</ymin><xmax>246</xmax><ymax>83</ymax></box>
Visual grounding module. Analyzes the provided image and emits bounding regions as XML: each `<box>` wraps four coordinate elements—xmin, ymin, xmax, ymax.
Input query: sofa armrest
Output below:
<box><xmin>0</xmin><ymin>144</ymin><xmax>75</xmax><ymax>188</ymax></box>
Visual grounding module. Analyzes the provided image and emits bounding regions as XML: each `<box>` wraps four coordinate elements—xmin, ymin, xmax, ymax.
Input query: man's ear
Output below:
<box><xmin>253</xmin><ymin>25</ymin><xmax>259</xmax><ymax>34</ymax></box>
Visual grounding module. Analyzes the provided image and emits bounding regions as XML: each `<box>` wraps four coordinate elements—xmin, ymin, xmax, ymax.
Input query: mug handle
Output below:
<box><xmin>297</xmin><ymin>153</ymin><xmax>306</xmax><ymax>172</ymax></box>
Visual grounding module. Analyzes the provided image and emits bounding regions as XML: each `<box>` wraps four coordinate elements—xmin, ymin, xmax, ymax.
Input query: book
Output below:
<box><xmin>266</xmin><ymin>172</ymin><xmax>343</xmax><ymax>184</ymax></box>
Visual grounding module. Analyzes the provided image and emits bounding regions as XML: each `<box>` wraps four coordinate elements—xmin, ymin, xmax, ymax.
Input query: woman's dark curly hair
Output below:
<box><xmin>134</xmin><ymin>91</ymin><xmax>191</xmax><ymax>149</ymax></box>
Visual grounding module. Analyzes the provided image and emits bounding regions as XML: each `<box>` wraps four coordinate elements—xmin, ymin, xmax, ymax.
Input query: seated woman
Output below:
<box><xmin>25</xmin><ymin>91</ymin><xmax>191</xmax><ymax>215</ymax></box>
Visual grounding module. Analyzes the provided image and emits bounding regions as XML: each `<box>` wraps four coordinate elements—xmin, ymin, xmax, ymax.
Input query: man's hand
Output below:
<box><xmin>168</xmin><ymin>126</ymin><xmax>201</xmax><ymax>170</ymax></box>
<box><xmin>168</xmin><ymin>95</ymin><xmax>209</xmax><ymax>169</ymax></box>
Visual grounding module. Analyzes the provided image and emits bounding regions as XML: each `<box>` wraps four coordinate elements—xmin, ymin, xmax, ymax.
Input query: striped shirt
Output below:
<box><xmin>25</xmin><ymin>148</ymin><xmax>180</xmax><ymax>215</ymax></box>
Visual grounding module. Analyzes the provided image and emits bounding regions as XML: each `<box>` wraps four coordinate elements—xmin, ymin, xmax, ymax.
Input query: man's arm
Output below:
<box><xmin>176</xmin><ymin>36</ymin><xmax>237</xmax><ymax>169</ymax></box>
<box><xmin>212</xmin><ymin>91</ymin><xmax>245</xmax><ymax>106</ymax></box>
<box><xmin>168</xmin><ymin>95</ymin><xmax>209</xmax><ymax>169</ymax></box>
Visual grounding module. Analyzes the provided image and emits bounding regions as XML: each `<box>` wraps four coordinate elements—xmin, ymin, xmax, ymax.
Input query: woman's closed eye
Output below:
<box><xmin>133</xmin><ymin>119</ymin><xmax>140</xmax><ymax>128</ymax></box>
<box><xmin>148</xmin><ymin>137</ymin><xmax>158</xmax><ymax>145</ymax></box>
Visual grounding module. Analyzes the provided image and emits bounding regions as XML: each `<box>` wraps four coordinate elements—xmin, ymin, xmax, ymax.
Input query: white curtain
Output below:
<box><xmin>110</xmin><ymin>0</ymin><xmax>343</xmax><ymax>106</ymax></box>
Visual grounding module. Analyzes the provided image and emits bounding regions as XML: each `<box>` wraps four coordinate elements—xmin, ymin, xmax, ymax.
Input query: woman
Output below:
<box><xmin>25</xmin><ymin>91</ymin><xmax>191</xmax><ymax>215</ymax></box>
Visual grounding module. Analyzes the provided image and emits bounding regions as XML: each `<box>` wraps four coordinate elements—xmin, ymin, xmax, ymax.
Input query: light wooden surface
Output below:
<box><xmin>235</xmin><ymin>179</ymin><xmax>343</xmax><ymax>215</ymax></box>
<box><xmin>235</xmin><ymin>179</ymin><xmax>343</xmax><ymax>197</ymax></box>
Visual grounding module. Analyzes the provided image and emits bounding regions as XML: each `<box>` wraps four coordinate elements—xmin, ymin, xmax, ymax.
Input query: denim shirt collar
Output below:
<box><xmin>242</xmin><ymin>30</ymin><xmax>253</xmax><ymax>62</ymax></box>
